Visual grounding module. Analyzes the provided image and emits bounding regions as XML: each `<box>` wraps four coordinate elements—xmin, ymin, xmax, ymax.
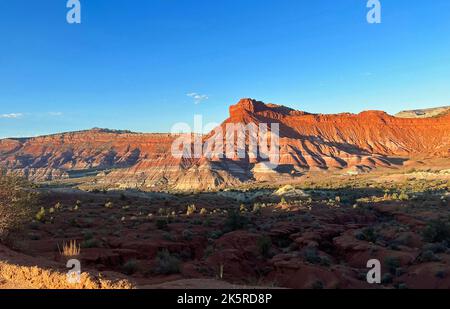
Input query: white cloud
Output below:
<box><xmin>187</xmin><ymin>92</ymin><xmax>209</xmax><ymax>104</ymax></box>
<box><xmin>48</xmin><ymin>112</ymin><xmax>63</xmax><ymax>116</ymax></box>
<box><xmin>0</xmin><ymin>113</ymin><xmax>23</xmax><ymax>119</ymax></box>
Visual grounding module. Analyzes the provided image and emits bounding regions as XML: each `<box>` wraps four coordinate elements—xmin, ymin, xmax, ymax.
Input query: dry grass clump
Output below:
<box><xmin>59</xmin><ymin>240</ymin><xmax>81</xmax><ymax>257</ymax></box>
<box><xmin>0</xmin><ymin>261</ymin><xmax>134</xmax><ymax>289</ymax></box>
<box><xmin>186</xmin><ymin>204</ymin><xmax>197</xmax><ymax>216</ymax></box>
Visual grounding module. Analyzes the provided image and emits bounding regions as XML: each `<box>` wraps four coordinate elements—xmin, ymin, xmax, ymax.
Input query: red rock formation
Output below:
<box><xmin>0</xmin><ymin>100</ymin><xmax>449</xmax><ymax>190</ymax></box>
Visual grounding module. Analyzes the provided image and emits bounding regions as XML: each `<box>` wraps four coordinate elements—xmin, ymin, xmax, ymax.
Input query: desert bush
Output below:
<box><xmin>382</xmin><ymin>273</ymin><xmax>393</xmax><ymax>284</ymax></box>
<box><xmin>257</xmin><ymin>236</ymin><xmax>272</xmax><ymax>258</ymax></box>
<box><xmin>436</xmin><ymin>270</ymin><xmax>446</xmax><ymax>279</ymax></box>
<box><xmin>162</xmin><ymin>231</ymin><xmax>176</xmax><ymax>241</ymax></box>
<box><xmin>182</xmin><ymin>229</ymin><xmax>194</xmax><ymax>241</ymax></box>
<box><xmin>224</xmin><ymin>210</ymin><xmax>248</xmax><ymax>232</ymax></box>
<box><xmin>422</xmin><ymin>242</ymin><xmax>447</xmax><ymax>253</ymax></box>
<box><xmin>303</xmin><ymin>247</ymin><xmax>322</xmax><ymax>264</ymax></box>
<box><xmin>82</xmin><ymin>230</ymin><xmax>94</xmax><ymax>241</ymax></box>
<box><xmin>355</xmin><ymin>227</ymin><xmax>378</xmax><ymax>243</ymax></box>
<box><xmin>192</xmin><ymin>218</ymin><xmax>202</xmax><ymax>225</ymax></box>
<box><xmin>203</xmin><ymin>217</ymin><xmax>213</xmax><ymax>227</ymax></box>
<box><xmin>0</xmin><ymin>175</ymin><xmax>37</xmax><ymax>240</ymax></box>
<box><xmin>423</xmin><ymin>219</ymin><xmax>450</xmax><ymax>243</ymax></box>
<box><xmin>208</xmin><ymin>230</ymin><xmax>223</xmax><ymax>239</ymax></box>
<box><xmin>81</xmin><ymin>238</ymin><xmax>101</xmax><ymax>249</ymax></box>
<box><xmin>384</xmin><ymin>256</ymin><xmax>401</xmax><ymax>275</ymax></box>
<box><xmin>416</xmin><ymin>250</ymin><xmax>440</xmax><ymax>263</ymax></box>
<box><xmin>154</xmin><ymin>249</ymin><xmax>180</xmax><ymax>274</ymax></box>
<box><xmin>156</xmin><ymin>218</ymin><xmax>169</xmax><ymax>230</ymax></box>
<box><xmin>122</xmin><ymin>259</ymin><xmax>139</xmax><ymax>275</ymax></box>
<box><xmin>203</xmin><ymin>246</ymin><xmax>214</xmax><ymax>259</ymax></box>
<box><xmin>35</xmin><ymin>207</ymin><xmax>46</xmax><ymax>222</ymax></box>
<box><xmin>311</xmin><ymin>280</ymin><xmax>324</xmax><ymax>289</ymax></box>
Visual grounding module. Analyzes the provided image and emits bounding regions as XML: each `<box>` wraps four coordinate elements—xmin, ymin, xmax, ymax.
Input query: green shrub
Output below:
<box><xmin>304</xmin><ymin>248</ymin><xmax>321</xmax><ymax>264</ymax></box>
<box><xmin>257</xmin><ymin>236</ymin><xmax>272</xmax><ymax>258</ymax></box>
<box><xmin>224</xmin><ymin>210</ymin><xmax>248</xmax><ymax>232</ymax></box>
<box><xmin>382</xmin><ymin>273</ymin><xmax>393</xmax><ymax>284</ymax></box>
<box><xmin>384</xmin><ymin>256</ymin><xmax>401</xmax><ymax>275</ymax></box>
<box><xmin>355</xmin><ymin>227</ymin><xmax>378</xmax><ymax>243</ymax></box>
<box><xmin>82</xmin><ymin>230</ymin><xmax>94</xmax><ymax>241</ymax></box>
<box><xmin>203</xmin><ymin>246</ymin><xmax>214</xmax><ymax>259</ymax></box>
<box><xmin>203</xmin><ymin>217</ymin><xmax>213</xmax><ymax>227</ymax></box>
<box><xmin>0</xmin><ymin>176</ymin><xmax>37</xmax><ymax>239</ymax></box>
<box><xmin>208</xmin><ymin>230</ymin><xmax>223</xmax><ymax>239</ymax></box>
<box><xmin>156</xmin><ymin>218</ymin><xmax>169</xmax><ymax>230</ymax></box>
<box><xmin>81</xmin><ymin>238</ymin><xmax>100</xmax><ymax>248</ymax></box>
<box><xmin>122</xmin><ymin>259</ymin><xmax>139</xmax><ymax>275</ymax></box>
<box><xmin>311</xmin><ymin>280</ymin><xmax>324</xmax><ymax>289</ymax></box>
<box><xmin>182</xmin><ymin>229</ymin><xmax>194</xmax><ymax>241</ymax></box>
<box><xmin>154</xmin><ymin>249</ymin><xmax>180</xmax><ymax>274</ymax></box>
<box><xmin>162</xmin><ymin>231</ymin><xmax>176</xmax><ymax>241</ymax></box>
<box><xmin>416</xmin><ymin>250</ymin><xmax>440</xmax><ymax>263</ymax></box>
<box><xmin>423</xmin><ymin>219</ymin><xmax>450</xmax><ymax>243</ymax></box>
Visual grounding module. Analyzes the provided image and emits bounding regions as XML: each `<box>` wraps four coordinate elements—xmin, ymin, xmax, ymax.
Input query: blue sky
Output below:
<box><xmin>1</xmin><ymin>0</ymin><xmax>450</xmax><ymax>138</ymax></box>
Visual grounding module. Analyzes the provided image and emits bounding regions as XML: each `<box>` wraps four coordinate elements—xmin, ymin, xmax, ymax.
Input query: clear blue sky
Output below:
<box><xmin>1</xmin><ymin>0</ymin><xmax>450</xmax><ymax>138</ymax></box>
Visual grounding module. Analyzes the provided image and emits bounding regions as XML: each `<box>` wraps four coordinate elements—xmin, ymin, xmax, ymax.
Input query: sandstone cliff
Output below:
<box><xmin>1</xmin><ymin>100</ymin><xmax>449</xmax><ymax>191</ymax></box>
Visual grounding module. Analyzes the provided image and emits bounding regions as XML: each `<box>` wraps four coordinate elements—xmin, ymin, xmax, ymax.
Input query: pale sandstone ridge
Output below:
<box><xmin>1</xmin><ymin>99</ymin><xmax>449</xmax><ymax>191</ymax></box>
<box><xmin>395</xmin><ymin>106</ymin><xmax>450</xmax><ymax>118</ymax></box>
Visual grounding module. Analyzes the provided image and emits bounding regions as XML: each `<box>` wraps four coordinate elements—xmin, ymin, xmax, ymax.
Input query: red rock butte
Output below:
<box><xmin>1</xmin><ymin>99</ymin><xmax>449</xmax><ymax>191</ymax></box>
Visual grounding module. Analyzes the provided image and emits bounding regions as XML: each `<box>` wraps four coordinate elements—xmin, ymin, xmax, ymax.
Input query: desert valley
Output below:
<box><xmin>0</xmin><ymin>99</ymin><xmax>449</xmax><ymax>289</ymax></box>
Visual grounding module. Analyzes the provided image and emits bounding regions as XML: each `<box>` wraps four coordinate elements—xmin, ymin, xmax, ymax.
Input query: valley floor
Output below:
<box><xmin>1</xmin><ymin>160</ymin><xmax>449</xmax><ymax>289</ymax></box>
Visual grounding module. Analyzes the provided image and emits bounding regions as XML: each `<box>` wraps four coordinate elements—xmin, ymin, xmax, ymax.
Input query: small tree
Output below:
<box><xmin>0</xmin><ymin>175</ymin><xmax>37</xmax><ymax>241</ymax></box>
